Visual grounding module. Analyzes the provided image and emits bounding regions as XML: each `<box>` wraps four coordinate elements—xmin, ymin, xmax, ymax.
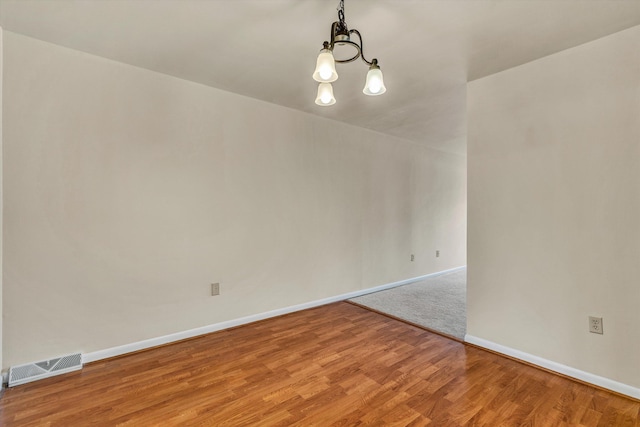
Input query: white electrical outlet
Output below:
<box><xmin>410</xmin><ymin>254</ymin><xmax>414</xmax><ymax>262</ymax></box>
<box><xmin>436</xmin><ymin>250</ymin><xmax>440</xmax><ymax>257</ymax></box>
<box><xmin>589</xmin><ymin>316</ymin><xmax>603</xmax><ymax>334</ymax></box>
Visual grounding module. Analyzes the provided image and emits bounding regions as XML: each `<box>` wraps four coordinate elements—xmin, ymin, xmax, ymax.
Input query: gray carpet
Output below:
<box><xmin>349</xmin><ymin>268</ymin><xmax>467</xmax><ymax>340</ymax></box>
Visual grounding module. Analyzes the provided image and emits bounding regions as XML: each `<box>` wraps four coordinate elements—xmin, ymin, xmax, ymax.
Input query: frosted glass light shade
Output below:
<box><xmin>312</xmin><ymin>49</ymin><xmax>338</xmax><ymax>83</ymax></box>
<box><xmin>363</xmin><ymin>67</ymin><xmax>386</xmax><ymax>96</ymax></box>
<box><xmin>315</xmin><ymin>83</ymin><xmax>336</xmax><ymax>106</ymax></box>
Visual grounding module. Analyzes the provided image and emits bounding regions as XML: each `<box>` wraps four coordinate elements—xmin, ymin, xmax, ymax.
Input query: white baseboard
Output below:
<box><xmin>464</xmin><ymin>334</ymin><xmax>640</xmax><ymax>400</ymax></box>
<box><xmin>83</xmin><ymin>266</ymin><xmax>466</xmax><ymax>364</ymax></box>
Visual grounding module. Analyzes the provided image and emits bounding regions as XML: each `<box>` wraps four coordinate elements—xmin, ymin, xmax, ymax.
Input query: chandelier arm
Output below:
<box><xmin>329</xmin><ymin>21</ymin><xmax>339</xmax><ymax>50</ymax></box>
<box><xmin>333</xmin><ymin>40</ymin><xmax>361</xmax><ymax>64</ymax></box>
<box><xmin>349</xmin><ymin>29</ymin><xmax>373</xmax><ymax>66</ymax></box>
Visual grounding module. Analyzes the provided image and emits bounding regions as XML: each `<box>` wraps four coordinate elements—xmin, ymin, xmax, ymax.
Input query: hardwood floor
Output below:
<box><xmin>1</xmin><ymin>302</ymin><xmax>638</xmax><ymax>426</ymax></box>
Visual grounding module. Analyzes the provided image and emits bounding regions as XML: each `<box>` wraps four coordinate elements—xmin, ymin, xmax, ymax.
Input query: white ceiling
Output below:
<box><xmin>1</xmin><ymin>0</ymin><xmax>639</xmax><ymax>155</ymax></box>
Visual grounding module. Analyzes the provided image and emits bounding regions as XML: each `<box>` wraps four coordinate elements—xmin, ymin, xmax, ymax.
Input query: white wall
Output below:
<box><xmin>2</xmin><ymin>32</ymin><xmax>466</xmax><ymax>369</ymax></box>
<box><xmin>0</xmin><ymin>27</ymin><xmax>4</xmax><ymax>384</ymax></box>
<box><xmin>468</xmin><ymin>26</ymin><xmax>640</xmax><ymax>389</ymax></box>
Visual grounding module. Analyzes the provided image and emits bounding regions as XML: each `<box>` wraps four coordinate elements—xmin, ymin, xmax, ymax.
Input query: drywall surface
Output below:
<box><xmin>468</xmin><ymin>25</ymin><xmax>640</xmax><ymax>388</ymax></box>
<box><xmin>0</xmin><ymin>27</ymin><xmax>4</xmax><ymax>381</ymax></box>
<box><xmin>2</xmin><ymin>32</ymin><xmax>466</xmax><ymax>368</ymax></box>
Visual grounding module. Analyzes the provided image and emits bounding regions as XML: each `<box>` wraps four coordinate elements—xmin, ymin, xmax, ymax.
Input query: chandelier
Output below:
<box><xmin>312</xmin><ymin>0</ymin><xmax>386</xmax><ymax>106</ymax></box>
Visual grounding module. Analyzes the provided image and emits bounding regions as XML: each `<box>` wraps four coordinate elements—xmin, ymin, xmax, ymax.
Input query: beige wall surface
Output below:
<box><xmin>2</xmin><ymin>32</ymin><xmax>466</xmax><ymax>369</ymax></box>
<box><xmin>468</xmin><ymin>26</ymin><xmax>640</xmax><ymax>387</ymax></box>
<box><xmin>0</xmin><ymin>27</ymin><xmax>4</xmax><ymax>378</ymax></box>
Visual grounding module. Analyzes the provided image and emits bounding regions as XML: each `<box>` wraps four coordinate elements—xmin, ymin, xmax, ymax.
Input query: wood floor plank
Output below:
<box><xmin>0</xmin><ymin>302</ymin><xmax>638</xmax><ymax>426</ymax></box>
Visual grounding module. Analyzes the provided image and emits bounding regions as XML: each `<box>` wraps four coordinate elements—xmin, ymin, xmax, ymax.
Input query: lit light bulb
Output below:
<box><xmin>368</xmin><ymin>79</ymin><xmax>382</xmax><ymax>94</ymax></box>
<box><xmin>319</xmin><ymin>67</ymin><xmax>333</xmax><ymax>81</ymax></box>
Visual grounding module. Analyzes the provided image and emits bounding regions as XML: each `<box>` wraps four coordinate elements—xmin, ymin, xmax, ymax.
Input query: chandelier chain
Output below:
<box><xmin>337</xmin><ymin>0</ymin><xmax>348</xmax><ymax>34</ymax></box>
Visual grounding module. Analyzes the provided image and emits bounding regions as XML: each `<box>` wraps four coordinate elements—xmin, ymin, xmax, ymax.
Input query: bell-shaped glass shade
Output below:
<box><xmin>312</xmin><ymin>49</ymin><xmax>338</xmax><ymax>83</ymax></box>
<box><xmin>315</xmin><ymin>83</ymin><xmax>336</xmax><ymax>106</ymax></box>
<box><xmin>363</xmin><ymin>66</ymin><xmax>386</xmax><ymax>96</ymax></box>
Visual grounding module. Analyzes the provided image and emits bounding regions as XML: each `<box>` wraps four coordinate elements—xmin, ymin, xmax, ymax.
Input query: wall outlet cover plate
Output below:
<box><xmin>589</xmin><ymin>316</ymin><xmax>603</xmax><ymax>334</ymax></box>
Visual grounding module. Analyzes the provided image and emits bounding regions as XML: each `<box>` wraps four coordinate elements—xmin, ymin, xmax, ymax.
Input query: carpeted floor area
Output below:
<box><xmin>349</xmin><ymin>267</ymin><xmax>467</xmax><ymax>340</ymax></box>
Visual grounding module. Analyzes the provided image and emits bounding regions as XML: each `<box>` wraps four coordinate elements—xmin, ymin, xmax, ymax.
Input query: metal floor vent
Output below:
<box><xmin>9</xmin><ymin>353</ymin><xmax>83</xmax><ymax>387</ymax></box>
